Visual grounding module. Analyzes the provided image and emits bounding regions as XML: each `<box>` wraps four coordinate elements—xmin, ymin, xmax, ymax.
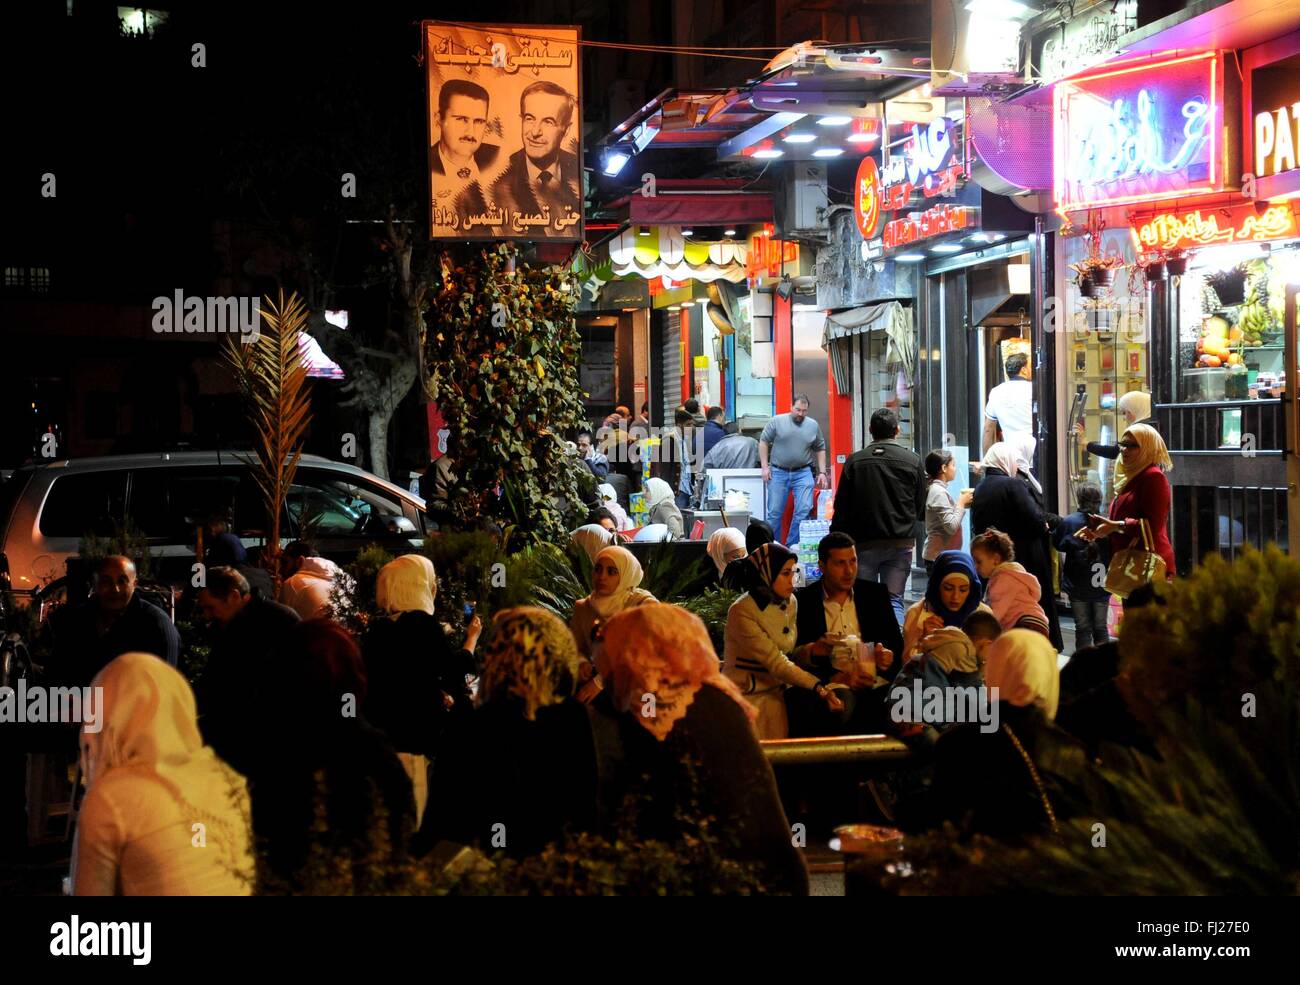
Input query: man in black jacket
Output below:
<box><xmin>194</xmin><ymin>566</ymin><xmax>300</xmax><ymax>774</ymax></box>
<box><xmin>787</xmin><ymin>532</ymin><xmax>903</xmax><ymax>736</ymax></box>
<box><xmin>50</xmin><ymin>555</ymin><xmax>180</xmax><ymax>689</ymax></box>
<box><xmin>830</xmin><ymin>408</ymin><xmax>927</xmax><ymax>625</ymax></box>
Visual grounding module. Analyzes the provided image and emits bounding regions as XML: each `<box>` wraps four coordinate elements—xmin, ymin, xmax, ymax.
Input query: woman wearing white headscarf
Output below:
<box><xmin>1007</xmin><ymin>431</ymin><xmax>1043</xmax><ymax>498</ymax></box>
<box><xmin>362</xmin><ymin>554</ymin><xmax>480</xmax><ymax>821</ymax></box>
<box><xmin>569</xmin><ymin>523</ymin><xmax>614</xmax><ymax>564</ymax></box>
<box><xmin>1077</xmin><ymin>423</ymin><xmax>1174</xmax><ymax>578</ymax></box>
<box><xmin>569</xmin><ymin>545</ymin><xmax>658</xmax><ymax>659</ymax></box>
<box><xmin>971</xmin><ymin>442</ymin><xmax>1062</xmax><ymax>651</ymax></box>
<box><xmin>597</xmin><ymin>483</ymin><xmax>634</xmax><ymax>531</ymax></box>
<box><xmin>898</xmin><ymin>629</ymin><xmax>1085</xmax><ymax>837</ymax></box>
<box><xmin>706</xmin><ymin>527</ymin><xmax>747</xmax><ymax>580</ymax></box>
<box><xmin>642</xmin><ymin>477</ymin><xmax>684</xmax><ymax>538</ymax></box>
<box><xmin>73</xmin><ymin>653</ymin><xmax>254</xmax><ymax>895</ymax></box>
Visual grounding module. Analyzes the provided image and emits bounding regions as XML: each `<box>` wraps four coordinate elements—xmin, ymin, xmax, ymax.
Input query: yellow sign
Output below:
<box><xmin>693</xmin><ymin>355</ymin><xmax>710</xmax><ymax>370</ymax></box>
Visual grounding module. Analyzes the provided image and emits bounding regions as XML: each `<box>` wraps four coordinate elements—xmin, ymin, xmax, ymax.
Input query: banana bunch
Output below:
<box><xmin>1238</xmin><ymin>300</ymin><xmax>1270</xmax><ymax>346</ymax></box>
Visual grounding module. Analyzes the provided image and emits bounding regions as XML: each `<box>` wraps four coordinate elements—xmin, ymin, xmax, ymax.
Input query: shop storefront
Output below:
<box><xmin>1053</xmin><ymin>41</ymin><xmax>1300</xmax><ymax>570</ymax></box>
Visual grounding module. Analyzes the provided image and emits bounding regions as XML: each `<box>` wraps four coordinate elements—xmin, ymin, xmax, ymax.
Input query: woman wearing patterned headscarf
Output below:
<box><xmin>901</xmin><ymin>550</ymin><xmax>993</xmax><ymax>659</ymax></box>
<box><xmin>569</xmin><ymin>545</ymin><xmax>657</xmax><ymax>659</ymax></box>
<box><xmin>73</xmin><ymin>653</ymin><xmax>255</xmax><ymax>895</ymax></box>
<box><xmin>421</xmin><ymin>607</ymin><xmax>601</xmax><ymax>858</ymax></box>
<box><xmin>721</xmin><ymin>520</ymin><xmax>776</xmax><ymax>591</ymax></box>
<box><xmin>722</xmin><ymin>542</ymin><xmax>844</xmax><ymax>739</ymax></box>
<box><xmin>597</xmin><ymin>603</ymin><xmax>809</xmax><ymax>895</ymax></box>
<box><xmin>971</xmin><ymin>442</ymin><xmax>1062</xmax><ymax>650</ymax></box>
<box><xmin>1078</xmin><ymin>423</ymin><xmax>1174</xmax><ymax>578</ymax></box>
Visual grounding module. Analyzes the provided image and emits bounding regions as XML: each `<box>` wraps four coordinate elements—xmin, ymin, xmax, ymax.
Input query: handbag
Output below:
<box><xmin>1104</xmin><ymin>518</ymin><xmax>1166</xmax><ymax>598</ymax></box>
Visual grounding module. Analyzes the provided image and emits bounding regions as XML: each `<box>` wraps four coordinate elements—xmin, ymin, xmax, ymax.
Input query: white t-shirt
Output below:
<box><xmin>984</xmin><ymin>378</ymin><xmax>1032</xmax><ymax>439</ymax></box>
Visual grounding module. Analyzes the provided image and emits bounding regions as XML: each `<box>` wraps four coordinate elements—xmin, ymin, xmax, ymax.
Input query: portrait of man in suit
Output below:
<box><xmin>487</xmin><ymin>79</ymin><xmax>582</xmax><ymax>238</ymax></box>
<box><xmin>430</xmin><ymin>78</ymin><xmax>500</xmax><ymax>225</ymax></box>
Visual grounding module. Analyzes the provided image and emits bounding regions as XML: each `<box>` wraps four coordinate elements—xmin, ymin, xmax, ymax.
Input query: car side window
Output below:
<box><xmin>38</xmin><ymin>473</ymin><xmax>128</xmax><ymax>538</ymax></box>
<box><xmin>128</xmin><ymin>467</ymin><xmax>248</xmax><ymax>541</ymax></box>
<box><xmin>289</xmin><ymin>469</ymin><xmax>415</xmax><ymax>539</ymax></box>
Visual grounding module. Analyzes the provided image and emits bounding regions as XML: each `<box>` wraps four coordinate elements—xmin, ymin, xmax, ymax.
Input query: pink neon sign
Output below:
<box><xmin>1054</xmin><ymin>51</ymin><xmax>1225</xmax><ymax>212</ymax></box>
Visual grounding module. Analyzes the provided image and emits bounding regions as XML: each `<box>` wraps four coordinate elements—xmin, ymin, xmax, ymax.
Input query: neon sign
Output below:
<box><xmin>883</xmin><ymin>204</ymin><xmax>976</xmax><ymax>250</ymax></box>
<box><xmin>855</xmin><ymin>156</ymin><xmax>883</xmax><ymax>240</ymax></box>
<box><xmin>1055</xmin><ymin>51</ymin><xmax>1225</xmax><ymax>212</ymax></box>
<box><xmin>879</xmin><ymin>116</ymin><xmax>963</xmax><ymax>212</ymax></box>
<box><xmin>1131</xmin><ymin>203</ymin><xmax>1298</xmax><ymax>252</ymax></box>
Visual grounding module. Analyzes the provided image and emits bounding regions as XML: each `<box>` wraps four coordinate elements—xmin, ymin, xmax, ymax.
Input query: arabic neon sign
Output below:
<box><xmin>883</xmin><ymin>204</ymin><xmax>976</xmax><ymax>250</ymax></box>
<box><xmin>879</xmin><ymin>116</ymin><xmax>963</xmax><ymax>212</ymax></box>
<box><xmin>1131</xmin><ymin>203</ymin><xmax>1298</xmax><ymax>253</ymax></box>
<box><xmin>1055</xmin><ymin>51</ymin><xmax>1225</xmax><ymax>212</ymax></box>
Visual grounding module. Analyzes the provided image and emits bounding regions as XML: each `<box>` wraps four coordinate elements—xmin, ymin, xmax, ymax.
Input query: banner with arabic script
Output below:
<box><xmin>424</xmin><ymin>22</ymin><xmax>583</xmax><ymax>242</ymax></box>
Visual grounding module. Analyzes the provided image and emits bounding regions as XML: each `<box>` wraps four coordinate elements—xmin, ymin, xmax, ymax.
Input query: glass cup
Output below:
<box><xmin>832</xmin><ymin>635</ymin><xmax>859</xmax><ymax>671</ymax></box>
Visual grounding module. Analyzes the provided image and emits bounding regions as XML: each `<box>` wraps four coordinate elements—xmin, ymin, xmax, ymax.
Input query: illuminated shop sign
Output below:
<box><xmin>1131</xmin><ymin>202</ymin><xmax>1298</xmax><ymax>252</ymax></box>
<box><xmin>879</xmin><ymin>116</ymin><xmax>962</xmax><ymax>211</ymax></box>
<box><xmin>855</xmin><ymin>156</ymin><xmax>883</xmax><ymax>240</ymax></box>
<box><xmin>1254</xmin><ymin>101</ymin><xmax>1300</xmax><ymax>179</ymax></box>
<box><xmin>746</xmin><ymin>226</ymin><xmax>800</xmax><ymax>280</ymax></box>
<box><xmin>883</xmin><ymin>204</ymin><xmax>977</xmax><ymax>250</ymax></box>
<box><xmin>1055</xmin><ymin>51</ymin><xmax>1225</xmax><ymax>212</ymax></box>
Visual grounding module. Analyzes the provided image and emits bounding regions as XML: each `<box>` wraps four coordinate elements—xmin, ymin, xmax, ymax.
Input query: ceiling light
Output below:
<box><xmin>812</xmin><ymin>148</ymin><xmax>844</xmax><ymax>157</ymax></box>
<box><xmin>682</xmin><ymin>228</ymin><xmax>694</xmax><ymax>237</ymax></box>
<box><xmin>783</xmin><ymin>133</ymin><xmax>817</xmax><ymax>143</ymax></box>
<box><xmin>968</xmin><ymin>232</ymin><xmax>991</xmax><ymax>242</ymax></box>
<box><xmin>817</xmin><ymin>116</ymin><xmax>852</xmax><ymax>126</ymax></box>
<box><xmin>964</xmin><ymin>0</ymin><xmax>1035</xmax><ymax>19</ymax></box>
<box><xmin>724</xmin><ymin>228</ymin><xmax>736</xmax><ymax>237</ymax></box>
<box><xmin>931</xmin><ymin>243</ymin><xmax>963</xmax><ymax>253</ymax></box>
<box><xmin>845</xmin><ymin>132</ymin><xmax>879</xmax><ymax>143</ymax></box>
<box><xmin>894</xmin><ymin>253</ymin><xmax>927</xmax><ymax>262</ymax></box>
<box><xmin>638</xmin><ymin>226</ymin><xmax>651</xmax><ymax>236</ymax></box>
<box><xmin>753</xmin><ymin>149</ymin><xmax>784</xmax><ymax>159</ymax></box>
<box><xmin>991</xmin><ymin>233</ymin><xmax>1006</xmax><ymax>241</ymax></box>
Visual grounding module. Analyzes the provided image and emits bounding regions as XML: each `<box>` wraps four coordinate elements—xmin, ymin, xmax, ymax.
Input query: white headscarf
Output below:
<box><xmin>597</xmin><ymin>484</ymin><xmax>634</xmax><ymax>531</ymax></box>
<box><xmin>982</xmin><ymin>628</ymin><xmax>1060</xmax><ymax>720</ymax></box>
<box><xmin>587</xmin><ymin>545</ymin><xmax>645</xmax><ymax>620</ymax></box>
<box><xmin>1007</xmin><ymin>432</ymin><xmax>1043</xmax><ymax>496</ymax></box>
<box><xmin>982</xmin><ymin>442</ymin><xmax>1022</xmax><ymax>480</ymax></box>
<box><xmin>633</xmin><ymin>523</ymin><xmax>671</xmax><ymax>543</ymax></box>
<box><xmin>643</xmin><ymin>477</ymin><xmax>675</xmax><ymax>512</ymax></box>
<box><xmin>80</xmin><ymin>653</ymin><xmax>252</xmax><ymax>874</ymax></box>
<box><xmin>597</xmin><ymin>483</ymin><xmax>619</xmax><ymax>505</ymax></box>
<box><xmin>570</xmin><ymin>524</ymin><xmax>615</xmax><ymax>563</ymax></box>
<box><xmin>375</xmin><ymin>554</ymin><xmax>437</xmax><ymax>616</ymax></box>
<box><xmin>706</xmin><ymin>527</ymin><xmax>747</xmax><ymax>576</ymax></box>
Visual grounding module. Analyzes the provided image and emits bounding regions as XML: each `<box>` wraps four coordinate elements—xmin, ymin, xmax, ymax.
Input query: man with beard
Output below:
<box><xmin>488</xmin><ymin>80</ymin><xmax>581</xmax><ymax>237</ymax></box>
<box><xmin>430</xmin><ymin>79</ymin><xmax>500</xmax><ymax>228</ymax></box>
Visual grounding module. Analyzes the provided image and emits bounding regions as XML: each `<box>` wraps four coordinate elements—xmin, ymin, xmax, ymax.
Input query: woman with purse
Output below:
<box><xmin>1077</xmin><ymin>424</ymin><xmax>1174</xmax><ymax>586</ymax></box>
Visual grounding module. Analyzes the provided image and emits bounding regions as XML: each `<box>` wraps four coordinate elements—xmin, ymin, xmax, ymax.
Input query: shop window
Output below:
<box><xmin>1177</xmin><ymin>245</ymin><xmax>1294</xmax><ymax>405</ymax></box>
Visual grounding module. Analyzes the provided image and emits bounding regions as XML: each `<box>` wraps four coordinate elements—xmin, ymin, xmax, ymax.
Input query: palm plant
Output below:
<box><xmin>220</xmin><ymin>290</ymin><xmax>314</xmax><ymax>580</ymax></box>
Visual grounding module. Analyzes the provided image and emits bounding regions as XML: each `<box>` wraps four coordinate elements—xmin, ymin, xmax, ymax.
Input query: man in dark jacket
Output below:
<box><xmin>194</xmin><ymin>565</ymin><xmax>300</xmax><ymax>774</ymax></box>
<box><xmin>486</xmin><ymin>82</ymin><xmax>582</xmax><ymax>237</ymax></box>
<box><xmin>702</xmin><ymin>405</ymin><xmax>728</xmax><ymax>457</ymax></box>
<box><xmin>50</xmin><ymin>555</ymin><xmax>180</xmax><ymax>689</ymax></box>
<box><xmin>788</xmin><ymin>532</ymin><xmax>903</xmax><ymax>736</ymax></box>
<box><xmin>830</xmin><ymin>408</ymin><xmax>927</xmax><ymax>625</ymax></box>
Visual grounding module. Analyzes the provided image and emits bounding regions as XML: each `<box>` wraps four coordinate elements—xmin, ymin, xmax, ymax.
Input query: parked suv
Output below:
<box><xmin>0</xmin><ymin>452</ymin><xmax>427</xmax><ymax>599</ymax></box>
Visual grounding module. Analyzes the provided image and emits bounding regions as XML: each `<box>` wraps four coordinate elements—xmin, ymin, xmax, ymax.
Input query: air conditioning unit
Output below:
<box><xmin>779</xmin><ymin>162</ymin><xmax>827</xmax><ymax>237</ymax></box>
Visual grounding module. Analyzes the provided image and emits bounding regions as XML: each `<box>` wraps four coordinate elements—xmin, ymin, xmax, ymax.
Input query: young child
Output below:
<box><xmin>961</xmin><ymin>609</ymin><xmax>1002</xmax><ymax>664</ymax></box>
<box><xmin>970</xmin><ymin>528</ymin><xmax>1052</xmax><ymax>639</ymax></box>
<box><xmin>1052</xmin><ymin>481</ymin><xmax>1113</xmax><ymax>649</ymax></box>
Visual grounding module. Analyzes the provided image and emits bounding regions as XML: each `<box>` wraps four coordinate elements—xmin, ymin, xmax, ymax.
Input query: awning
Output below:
<box><xmin>822</xmin><ymin>301</ymin><xmax>916</xmax><ymax>392</ymax></box>
<box><xmin>604</xmin><ymin>179</ymin><xmax>775</xmax><ymax>226</ymax></box>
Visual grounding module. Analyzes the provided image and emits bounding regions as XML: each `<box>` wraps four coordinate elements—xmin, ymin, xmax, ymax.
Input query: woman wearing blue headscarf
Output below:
<box><xmin>901</xmin><ymin>550</ymin><xmax>992</xmax><ymax>660</ymax></box>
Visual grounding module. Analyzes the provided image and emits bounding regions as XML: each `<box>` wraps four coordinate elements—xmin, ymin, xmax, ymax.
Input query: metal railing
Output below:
<box><xmin>1155</xmin><ymin>399</ymin><xmax>1286</xmax><ymax>453</ymax></box>
<box><xmin>760</xmin><ymin>734</ymin><xmax>913</xmax><ymax>767</ymax></box>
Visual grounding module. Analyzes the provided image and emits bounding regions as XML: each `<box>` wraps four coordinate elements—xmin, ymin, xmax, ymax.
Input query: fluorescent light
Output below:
<box><xmin>845</xmin><ymin>132</ymin><xmax>879</xmax><ymax>143</ymax></box>
<box><xmin>682</xmin><ymin>228</ymin><xmax>694</xmax><ymax>237</ymax></box>
<box><xmin>931</xmin><ymin>243</ymin><xmax>963</xmax><ymax>253</ymax></box>
<box><xmin>964</xmin><ymin>0</ymin><xmax>1034</xmax><ymax>18</ymax></box>
<box><xmin>783</xmin><ymin>133</ymin><xmax>817</xmax><ymax>143</ymax></box>
<box><xmin>753</xmin><ymin>149</ymin><xmax>784</xmax><ymax>158</ymax></box>
<box><xmin>816</xmin><ymin>116</ymin><xmax>852</xmax><ymax>126</ymax></box>
<box><xmin>812</xmin><ymin>148</ymin><xmax>844</xmax><ymax>157</ymax></box>
<box><xmin>968</xmin><ymin>232</ymin><xmax>991</xmax><ymax>242</ymax></box>
<box><xmin>991</xmin><ymin>233</ymin><xmax>1006</xmax><ymax>241</ymax></box>
<box><xmin>638</xmin><ymin>226</ymin><xmax>651</xmax><ymax>236</ymax></box>
<box><xmin>894</xmin><ymin>253</ymin><xmax>926</xmax><ymax>262</ymax></box>
<box><xmin>602</xmin><ymin>150</ymin><xmax>630</xmax><ymax>176</ymax></box>
<box><xmin>724</xmin><ymin>228</ymin><xmax>736</xmax><ymax>236</ymax></box>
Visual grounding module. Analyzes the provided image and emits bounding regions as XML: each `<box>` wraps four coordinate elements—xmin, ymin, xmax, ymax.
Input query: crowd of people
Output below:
<box><xmin>17</xmin><ymin>383</ymin><xmax>1179</xmax><ymax>896</ymax></box>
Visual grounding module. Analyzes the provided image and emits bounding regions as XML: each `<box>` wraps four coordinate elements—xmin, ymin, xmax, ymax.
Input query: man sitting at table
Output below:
<box><xmin>787</xmin><ymin>532</ymin><xmax>901</xmax><ymax>736</ymax></box>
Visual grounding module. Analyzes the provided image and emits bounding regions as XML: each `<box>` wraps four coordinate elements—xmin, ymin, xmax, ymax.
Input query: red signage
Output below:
<box><xmin>1131</xmin><ymin>202</ymin><xmax>1298</xmax><ymax>252</ymax></box>
<box><xmin>745</xmin><ymin>228</ymin><xmax>799</xmax><ymax>279</ymax></box>
<box><xmin>855</xmin><ymin>156</ymin><xmax>882</xmax><ymax>240</ymax></box>
<box><xmin>883</xmin><ymin>204</ymin><xmax>976</xmax><ymax>250</ymax></box>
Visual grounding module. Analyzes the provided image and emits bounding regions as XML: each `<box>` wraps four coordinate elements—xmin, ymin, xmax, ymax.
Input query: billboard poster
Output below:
<box><xmin>423</xmin><ymin>22</ymin><xmax>584</xmax><ymax>241</ymax></box>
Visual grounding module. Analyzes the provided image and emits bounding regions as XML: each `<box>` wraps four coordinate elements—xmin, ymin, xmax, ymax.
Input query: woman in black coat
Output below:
<box><xmin>971</xmin><ymin>443</ymin><xmax>1063</xmax><ymax>650</ymax></box>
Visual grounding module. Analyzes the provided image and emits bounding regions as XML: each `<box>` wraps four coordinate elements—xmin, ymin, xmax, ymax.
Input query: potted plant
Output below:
<box><xmin>1071</xmin><ymin>253</ymin><xmax>1124</xmax><ymax>298</ymax></box>
<box><xmin>1164</xmin><ymin>249</ymin><xmax>1188</xmax><ymax>277</ymax></box>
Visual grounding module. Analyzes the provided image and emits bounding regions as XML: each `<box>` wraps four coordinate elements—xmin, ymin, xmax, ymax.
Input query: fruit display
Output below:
<box><xmin>1195</xmin><ymin>315</ymin><xmax>1242</xmax><ymax>367</ymax></box>
<box><xmin>1239</xmin><ymin>258</ymin><xmax>1284</xmax><ymax>345</ymax></box>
